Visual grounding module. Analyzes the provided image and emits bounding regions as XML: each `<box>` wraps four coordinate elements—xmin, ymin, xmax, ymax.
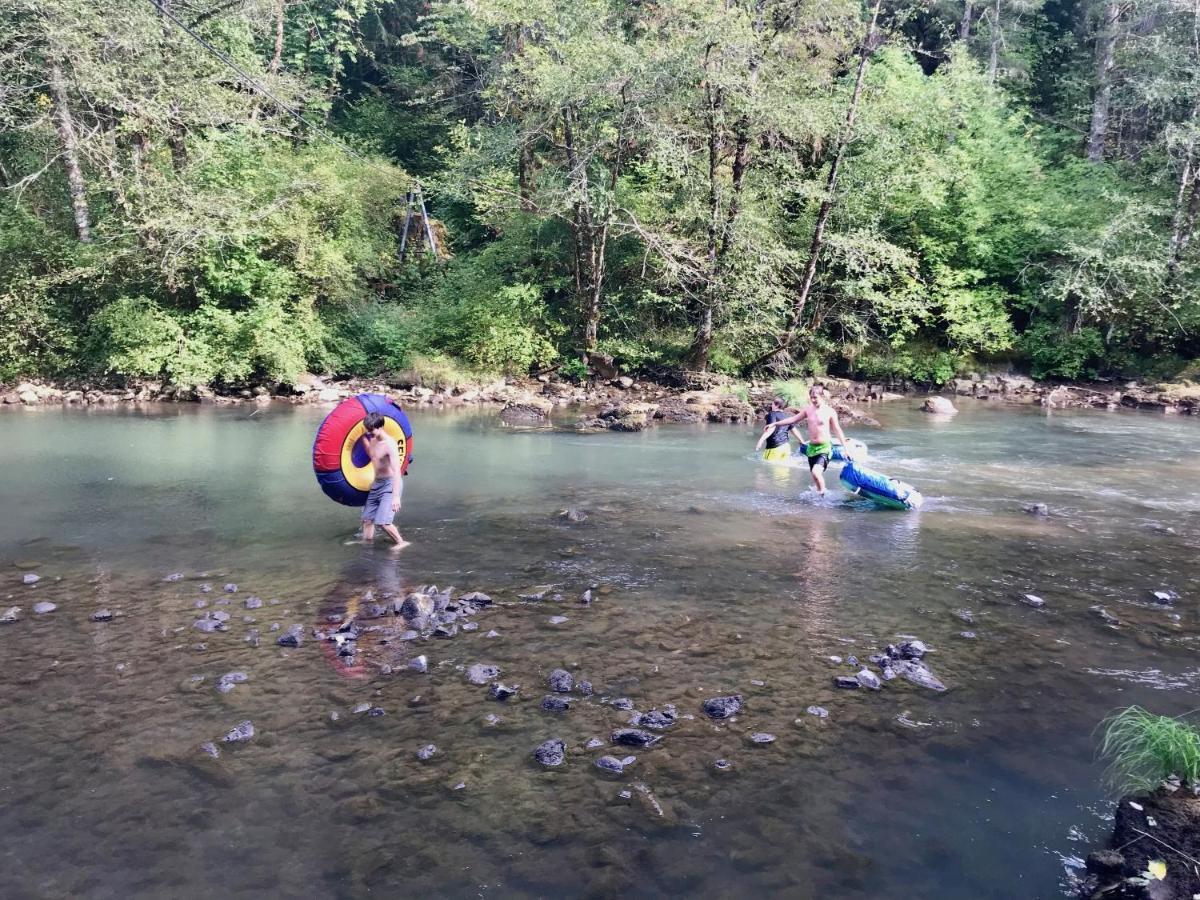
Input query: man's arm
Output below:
<box><xmin>755</xmin><ymin>428</ymin><xmax>770</xmax><ymax>451</ymax></box>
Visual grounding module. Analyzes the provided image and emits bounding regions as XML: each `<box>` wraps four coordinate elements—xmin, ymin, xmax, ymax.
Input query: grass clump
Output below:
<box><xmin>770</xmin><ymin>378</ymin><xmax>811</xmax><ymax>408</ymax></box>
<box><xmin>1099</xmin><ymin>706</ymin><xmax>1200</xmax><ymax>793</ymax></box>
<box><xmin>392</xmin><ymin>354</ymin><xmax>492</xmax><ymax>392</ymax></box>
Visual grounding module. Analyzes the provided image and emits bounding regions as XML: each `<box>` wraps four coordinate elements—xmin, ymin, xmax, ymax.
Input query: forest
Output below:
<box><xmin>2</xmin><ymin>0</ymin><xmax>1199</xmax><ymax>388</ymax></box>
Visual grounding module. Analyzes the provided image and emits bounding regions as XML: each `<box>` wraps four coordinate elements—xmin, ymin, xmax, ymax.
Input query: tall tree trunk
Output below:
<box><xmin>1169</xmin><ymin>143</ymin><xmax>1194</xmax><ymax>271</ymax></box>
<box><xmin>959</xmin><ymin>0</ymin><xmax>974</xmax><ymax>40</ymax></box>
<box><xmin>1172</xmin><ymin>173</ymin><xmax>1200</xmax><ymax>272</ymax></box>
<box><xmin>988</xmin><ymin>0</ymin><xmax>1002</xmax><ymax>83</ymax></box>
<box><xmin>1087</xmin><ymin>0</ymin><xmax>1121</xmax><ymax>162</ymax></box>
<box><xmin>690</xmin><ymin>0</ymin><xmax>766</xmax><ymax>371</ymax></box>
<box><xmin>49</xmin><ymin>62</ymin><xmax>92</xmax><ymax>243</ymax></box>
<box><xmin>753</xmin><ymin>0</ymin><xmax>882</xmax><ymax>369</ymax></box>
<box><xmin>690</xmin><ymin>47</ymin><xmax>724</xmax><ymax>372</ymax></box>
<box><xmin>518</xmin><ymin>141</ymin><xmax>536</xmax><ymax>211</ymax></box>
<box><xmin>563</xmin><ymin>106</ymin><xmax>602</xmax><ymax>352</ymax></box>
<box><xmin>270</xmin><ymin>0</ymin><xmax>285</xmax><ymax>73</ymax></box>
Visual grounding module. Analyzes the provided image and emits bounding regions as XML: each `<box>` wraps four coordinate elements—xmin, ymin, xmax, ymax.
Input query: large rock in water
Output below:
<box><xmin>533</xmin><ymin>738</ymin><xmax>565</xmax><ymax>767</ymax></box>
<box><xmin>611</xmin><ymin>728</ymin><xmax>662</xmax><ymax>748</ymax></box>
<box><xmin>547</xmin><ymin>668</ymin><xmax>573</xmax><ymax>692</ymax></box>
<box><xmin>500</xmin><ymin>397</ymin><xmax>553</xmax><ymax>425</ymax></box>
<box><xmin>466</xmin><ymin>664</ymin><xmax>500</xmax><ymax>685</ymax></box>
<box><xmin>892</xmin><ymin>660</ymin><xmax>947</xmax><ymax>692</ymax></box>
<box><xmin>702</xmin><ymin>695</ymin><xmax>743</xmax><ymax>719</ymax></box>
<box><xmin>921</xmin><ymin>396</ymin><xmax>958</xmax><ymax>415</ymax></box>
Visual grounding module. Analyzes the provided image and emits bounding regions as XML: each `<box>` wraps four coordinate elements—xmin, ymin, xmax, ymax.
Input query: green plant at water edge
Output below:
<box><xmin>1099</xmin><ymin>706</ymin><xmax>1200</xmax><ymax>793</ymax></box>
<box><xmin>770</xmin><ymin>379</ymin><xmax>811</xmax><ymax>408</ymax></box>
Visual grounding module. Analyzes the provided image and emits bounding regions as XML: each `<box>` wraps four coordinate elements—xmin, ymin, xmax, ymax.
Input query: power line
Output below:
<box><xmin>147</xmin><ymin>0</ymin><xmax>366</xmax><ymax>161</ymax></box>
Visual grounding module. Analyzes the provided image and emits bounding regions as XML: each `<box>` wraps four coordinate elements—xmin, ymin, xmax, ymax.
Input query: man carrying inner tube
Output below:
<box><xmin>759</xmin><ymin>384</ymin><xmax>855</xmax><ymax>496</ymax></box>
<box><xmin>359</xmin><ymin>413</ymin><xmax>409</xmax><ymax>549</ymax></box>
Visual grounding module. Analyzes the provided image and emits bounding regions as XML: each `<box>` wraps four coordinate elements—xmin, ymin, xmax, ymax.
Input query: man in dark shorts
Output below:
<box><xmin>758</xmin><ymin>384</ymin><xmax>854</xmax><ymax>496</ymax></box>
<box><xmin>359</xmin><ymin>413</ymin><xmax>408</xmax><ymax>549</ymax></box>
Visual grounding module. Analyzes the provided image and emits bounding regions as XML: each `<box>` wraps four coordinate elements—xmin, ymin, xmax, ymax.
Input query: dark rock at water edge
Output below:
<box><xmin>533</xmin><ymin>739</ymin><xmax>565</xmax><ymax>767</ymax></box>
<box><xmin>277</xmin><ymin>624</ymin><xmax>304</xmax><ymax>646</ymax></box>
<box><xmin>611</xmin><ymin>728</ymin><xmax>661</xmax><ymax>748</ymax></box>
<box><xmin>702</xmin><ymin>695</ymin><xmax>743</xmax><ymax>719</ymax></box>
<box><xmin>547</xmin><ymin>668</ymin><xmax>574</xmax><ymax>692</ymax></box>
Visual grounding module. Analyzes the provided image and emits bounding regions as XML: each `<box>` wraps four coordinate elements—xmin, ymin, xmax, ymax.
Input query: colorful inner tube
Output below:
<box><xmin>797</xmin><ymin>438</ymin><xmax>868</xmax><ymax>462</ymax></box>
<box><xmin>839</xmin><ymin>460</ymin><xmax>923</xmax><ymax>511</ymax></box>
<box><xmin>312</xmin><ymin>393</ymin><xmax>413</xmax><ymax>506</ymax></box>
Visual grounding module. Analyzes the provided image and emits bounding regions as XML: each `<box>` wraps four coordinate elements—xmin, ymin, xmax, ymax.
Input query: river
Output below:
<box><xmin>1</xmin><ymin>398</ymin><xmax>1197</xmax><ymax>898</ymax></box>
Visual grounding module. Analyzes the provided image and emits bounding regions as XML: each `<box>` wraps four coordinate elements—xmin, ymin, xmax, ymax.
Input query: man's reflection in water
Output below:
<box><xmin>316</xmin><ymin>548</ymin><xmax>411</xmax><ymax>679</ymax></box>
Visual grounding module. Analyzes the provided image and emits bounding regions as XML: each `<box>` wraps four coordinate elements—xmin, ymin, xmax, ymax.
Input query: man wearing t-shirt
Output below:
<box><xmin>755</xmin><ymin>397</ymin><xmax>797</xmax><ymax>463</ymax></box>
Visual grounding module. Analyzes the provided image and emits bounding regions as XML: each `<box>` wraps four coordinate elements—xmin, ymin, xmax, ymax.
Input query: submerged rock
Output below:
<box><xmin>518</xmin><ymin>585</ymin><xmax>558</xmax><ymax>601</ymax></box>
<box><xmin>632</xmin><ymin>707</ymin><xmax>678</xmax><ymax>730</ymax></box>
<box><xmin>1023</xmin><ymin>502</ymin><xmax>1050</xmax><ymax>516</ymax></box>
<box><xmin>702</xmin><ymin>695</ymin><xmax>743</xmax><ymax>719</ymax></box>
<box><xmin>892</xmin><ymin>660</ymin><xmax>948</xmax><ymax>692</ymax></box>
<box><xmin>547</xmin><ymin>668</ymin><xmax>574</xmax><ymax>692</ymax></box>
<box><xmin>32</xmin><ymin>601</ymin><xmax>56</xmax><ymax>615</ymax></box>
<box><xmin>92</xmin><ymin>609</ymin><xmax>115</xmax><ymax>622</ymax></box>
<box><xmin>533</xmin><ymin>739</ymin><xmax>566</xmax><ymax>767</ymax></box>
<box><xmin>222</xmin><ymin>720</ymin><xmax>255</xmax><ymax>743</ymax></box>
<box><xmin>163</xmin><ymin>572</ymin><xmax>183</xmax><ymax>583</ymax></box>
<box><xmin>417</xmin><ymin>744</ymin><xmax>437</xmax><ymax>761</ymax></box>
<box><xmin>713</xmin><ymin>759</ymin><xmax>732</xmax><ymax>771</ymax></box>
<box><xmin>541</xmin><ymin>695</ymin><xmax>571</xmax><ymax>712</ymax></box>
<box><xmin>277</xmin><ymin>624</ymin><xmax>304</xmax><ymax>647</ymax></box>
<box><xmin>750</xmin><ymin>732</ymin><xmax>776</xmax><ymax>744</ymax></box>
<box><xmin>609</xmin><ymin>698</ymin><xmax>634</xmax><ymax>711</ymax></box>
<box><xmin>856</xmin><ymin>669</ymin><xmax>882</xmax><ymax>691</ymax></box>
<box><xmin>595</xmin><ymin>755</ymin><xmax>625</xmax><ymax>774</ymax></box>
<box><xmin>223</xmin><ymin>583</ymin><xmax>238</xmax><ymax>593</ymax></box>
<box><xmin>21</xmin><ymin>573</ymin><xmax>40</xmax><ymax>585</ymax></box>
<box><xmin>0</xmin><ymin>607</ymin><xmax>20</xmax><ymax>623</ymax></box>
<box><xmin>1020</xmin><ymin>593</ymin><xmax>1046</xmax><ymax>608</ymax></box>
<box><xmin>954</xmin><ymin>609</ymin><xmax>975</xmax><ymax>624</ymax></box>
<box><xmin>959</xmin><ymin>631</ymin><xmax>977</xmax><ymax>639</ymax></box>
<box><xmin>805</xmin><ymin>706</ymin><xmax>829</xmax><ymax>718</ymax></box>
<box><xmin>408</xmin><ymin>655</ymin><xmax>429</xmax><ymax>674</ymax></box>
<box><xmin>199</xmin><ymin>741</ymin><xmax>220</xmax><ymax>759</ymax></box>
<box><xmin>586</xmin><ymin>737</ymin><xmax>604</xmax><ymax>750</ymax></box>
<box><xmin>460</xmin><ymin>591</ymin><xmax>493</xmax><ymax>605</ymax></box>
<box><xmin>921</xmin><ymin>396</ymin><xmax>957</xmax><ymax>415</ymax></box>
<box><xmin>217</xmin><ymin>671</ymin><xmax>248</xmax><ymax>693</ymax></box>
<box><xmin>578</xmin><ymin>680</ymin><xmax>594</xmax><ymax>695</ymax></box>
<box><xmin>1091</xmin><ymin>605</ymin><xmax>1121</xmax><ymax>626</ymax></box>
<box><xmin>896</xmin><ymin>640</ymin><xmax>929</xmax><ymax>660</ymax></box>
<box><xmin>611</xmin><ymin>728</ymin><xmax>661</xmax><ymax>748</ymax></box>
<box><xmin>1151</xmin><ymin>589</ymin><xmax>1180</xmax><ymax>604</ymax></box>
<box><xmin>547</xmin><ymin>615</ymin><xmax>568</xmax><ymax>625</ymax></box>
<box><xmin>489</xmin><ymin>682</ymin><xmax>519</xmax><ymax>701</ymax></box>
<box><xmin>244</xmin><ymin>597</ymin><xmax>263</xmax><ymax>610</ymax></box>
<box><xmin>466</xmin><ymin>664</ymin><xmax>500</xmax><ymax>685</ymax></box>
<box><xmin>834</xmin><ymin>676</ymin><xmax>860</xmax><ymax>689</ymax></box>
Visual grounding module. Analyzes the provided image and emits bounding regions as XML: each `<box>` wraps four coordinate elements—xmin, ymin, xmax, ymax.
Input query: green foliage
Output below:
<box><xmin>852</xmin><ymin>345</ymin><xmax>964</xmax><ymax>386</ymax></box>
<box><xmin>1100</xmin><ymin>706</ymin><xmax>1200</xmax><ymax>793</ymax></box>
<box><xmin>392</xmin><ymin>353</ymin><xmax>483</xmax><ymax>390</ymax></box>
<box><xmin>1021</xmin><ymin>323</ymin><xmax>1105</xmax><ymax>380</ymax></box>
<box><xmin>770</xmin><ymin>379</ymin><xmax>812</xmax><ymax>407</ymax></box>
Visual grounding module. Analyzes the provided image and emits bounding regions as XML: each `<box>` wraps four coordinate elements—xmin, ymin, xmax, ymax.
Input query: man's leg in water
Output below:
<box><xmin>811</xmin><ymin>467</ymin><xmax>826</xmax><ymax>495</ymax></box>
<box><xmin>380</xmin><ymin>523</ymin><xmax>410</xmax><ymax>549</ymax></box>
<box><xmin>361</xmin><ymin>520</ymin><xmax>375</xmax><ymax>542</ymax></box>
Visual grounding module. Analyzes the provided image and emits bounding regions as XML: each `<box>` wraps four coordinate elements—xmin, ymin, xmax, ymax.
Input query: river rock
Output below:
<box><xmin>578</xmin><ymin>680</ymin><xmax>593</xmax><ymax>695</ymax></box>
<box><xmin>211</xmin><ymin>610</ymin><xmax>231</xmax><ymax>623</ymax></box>
<box><xmin>489</xmin><ymin>682</ymin><xmax>519</xmax><ymax>701</ymax></box>
<box><xmin>834</xmin><ymin>676</ymin><xmax>860</xmax><ymax>689</ymax></box>
<box><xmin>199</xmin><ymin>584</ymin><xmax>212</xmax><ymax>593</ymax></box>
<box><xmin>921</xmin><ymin>396</ymin><xmax>958</xmax><ymax>415</ymax></box>
<box><xmin>92</xmin><ymin>609</ymin><xmax>115</xmax><ymax>622</ymax></box>
<box><xmin>954</xmin><ymin>609</ymin><xmax>974</xmax><ymax>624</ymax></box>
<box><xmin>547</xmin><ymin>615</ymin><xmax>568</xmax><ymax>625</ymax></box>
<box><xmin>460</xmin><ymin>591</ymin><xmax>493</xmax><ymax>605</ymax></box>
<box><xmin>611</xmin><ymin>728</ymin><xmax>661</xmax><ymax>748</ymax></box>
<box><xmin>547</xmin><ymin>669</ymin><xmax>574</xmax><ymax>692</ymax></box>
<box><xmin>632</xmin><ymin>706</ymin><xmax>678</xmax><ymax>730</ymax></box>
<box><xmin>277</xmin><ymin>624</ymin><xmax>304</xmax><ymax>646</ymax></box>
<box><xmin>22</xmin><ymin>573</ymin><xmax>39</xmax><ymax>585</ymax></box>
<box><xmin>218</xmin><ymin>671</ymin><xmax>248</xmax><ymax>694</ymax></box>
<box><xmin>199</xmin><ymin>741</ymin><xmax>220</xmax><ymax>759</ymax></box>
<box><xmin>959</xmin><ymin>631</ymin><xmax>977</xmax><ymax>639</ymax></box>
<box><xmin>433</xmin><ymin>624</ymin><xmax>458</xmax><ymax>639</ymax></box>
<box><xmin>596</xmin><ymin>756</ymin><xmax>626</xmax><ymax>774</ymax></box>
<box><xmin>892</xmin><ymin>660</ymin><xmax>948</xmax><ymax>692</ymax></box>
<box><xmin>610</xmin><ymin>698</ymin><xmax>634</xmax><ymax>710</ymax></box>
<box><xmin>1023</xmin><ymin>502</ymin><xmax>1050</xmax><ymax>516</ymax></box>
<box><xmin>533</xmin><ymin>738</ymin><xmax>565</xmax><ymax>767</ymax></box>
<box><xmin>244</xmin><ymin>597</ymin><xmax>263</xmax><ymax>610</ymax></box>
<box><xmin>702</xmin><ymin>695</ymin><xmax>743</xmax><ymax>719</ymax></box>
<box><xmin>500</xmin><ymin>399</ymin><xmax>552</xmax><ymax>425</ymax></box>
<box><xmin>714</xmin><ymin>759</ymin><xmax>732</xmax><ymax>771</ymax></box>
<box><xmin>806</xmin><ymin>706</ymin><xmax>829</xmax><ymax>718</ymax></box>
<box><xmin>896</xmin><ymin>640</ymin><xmax>929</xmax><ymax>660</ymax></box>
<box><xmin>1091</xmin><ymin>606</ymin><xmax>1121</xmax><ymax>625</ymax></box>
<box><xmin>164</xmin><ymin>572</ymin><xmax>184</xmax><ymax>583</ymax></box>
<box><xmin>222</xmin><ymin>720</ymin><xmax>255</xmax><ymax>743</ymax></box>
<box><xmin>1151</xmin><ymin>589</ymin><xmax>1180</xmax><ymax>604</ymax></box>
<box><xmin>400</xmin><ymin>593</ymin><xmax>435</xmax><ymax>621</ymax></box>
<box><xmin>1020</xmin><ymin>593</ymin><xmax>1045</xmax><ymax>608</ymax></box>
<box><xmin>580</xmin><ymin>589</ymin><xmax>593</xmax><ymax>604</ymax></box>
<box><xmin>417</xmin><ymin>744</ymin><xmax>437</xmax><ymax>761</ymax></box>
<box><xmin>856</xmin><ymin>669</ymin><xmax>882</xmax><ymax>690</ymax></box>
<box><xmin>223</xmin><ymin>583</ymin><xmax>238</xmax><ymax>593</ymax></box>
<box><xmin>541</xmin><ymin>695</ymin><xmax>571</xmax><ymax>712</ymax></box>
<box><xmin>32</xmin><ymin>601</ymin><xmax>56</xmax><ymax>614</ymax></box>
<box><xmin>586</xmin><ymin>738</ymin><xmax>604</xmax><ymax>749</ymax></box>
<box><xmin>408</xmin><ymin>655</ymin><xmax>428</xmax><ymax>673</ymax></box>
<box><xmin>0</xmin><ymin>607</ymin><xmax>20</xmax><ymax>623</ymax></box>
<box><xmin>467</xmin><ymin>664</ymin><xmax>500</xmax><ymax>685</ymax></box>
<box><xmin>518</xmin><ymin>585</ymin><xmax>558</xmax><ymax>601</ymax></box>
<box><xmin>560</xmin><ymin>507</ymin><xmax>588</xmax><ymax>523</ymax></box>
<box><xmin>750</xmin><ymin>732</ymin><xmax>776</xmax><ymax>744</ymax></box>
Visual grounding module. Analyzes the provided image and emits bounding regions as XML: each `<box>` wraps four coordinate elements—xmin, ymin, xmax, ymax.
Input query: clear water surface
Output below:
<box><xmin>1</xmin><ymin>399</ymin><xmax>1198</xmax><ymax>898</ymax></box>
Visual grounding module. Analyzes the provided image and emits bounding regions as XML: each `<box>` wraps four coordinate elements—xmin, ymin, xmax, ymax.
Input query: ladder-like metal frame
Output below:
<box><xmin>399</xmin><ymin>185</ymin><xmax>439</xmax><ymax>261</ymax></box>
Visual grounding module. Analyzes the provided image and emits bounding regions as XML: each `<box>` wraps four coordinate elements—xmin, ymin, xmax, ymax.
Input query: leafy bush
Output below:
<box><xmin>391</xmin><ymin>353</ymin><xmax>484</xmax><ymax>391</ymax></box>
<box><xmin>852</xmin><ymin>345</ymin><xmax>963</xmax><ymax>386</ymax></box>
<box><xmin>771</xmin><ymin>379</ymin><xmax>811</xmax><ymax>407</ymax></box>
<box><xmin>1100</xmin><ymin>706</ymin><xmax>1200</xmax><ymax>793</ymax></box>
<box><xmin>1022</xmin><ymin>323</ymin><xmax>1105</xmax><ymax>380</ymax></box>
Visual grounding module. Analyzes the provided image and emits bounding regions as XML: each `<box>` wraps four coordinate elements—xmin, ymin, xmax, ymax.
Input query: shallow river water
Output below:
<box><xmin>1</xmin><ymin>398</ymin><xmax>1198</xmax><ymax>899</ymax></box>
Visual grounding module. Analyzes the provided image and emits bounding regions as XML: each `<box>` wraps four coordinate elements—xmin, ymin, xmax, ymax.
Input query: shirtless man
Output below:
<box><xmin>759</xmin><ymin>384</ymin><xmax>853</xmax><ymax>495</ymax></box>
<box><xmin>359</xmin><ymin>413</ymin><xmax>408</xmax><ymax>548</ymax></box>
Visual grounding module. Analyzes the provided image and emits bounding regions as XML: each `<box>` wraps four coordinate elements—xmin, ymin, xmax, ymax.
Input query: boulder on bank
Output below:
<box><xmin>921</xmin><ymin>396</ymin><xmax>958</xmax><ymax>415</ymax></box>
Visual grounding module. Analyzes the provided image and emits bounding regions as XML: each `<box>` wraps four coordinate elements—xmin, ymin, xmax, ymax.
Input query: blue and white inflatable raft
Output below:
<box><xmin>840</xmin><ymin>461</ymin><xmax>924</xmax><ymax>511</ymax></box>
<box><xmin>796</xmin><ymin>438</ymin><xmax>868</xmax><ymax>462</ymax></box>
